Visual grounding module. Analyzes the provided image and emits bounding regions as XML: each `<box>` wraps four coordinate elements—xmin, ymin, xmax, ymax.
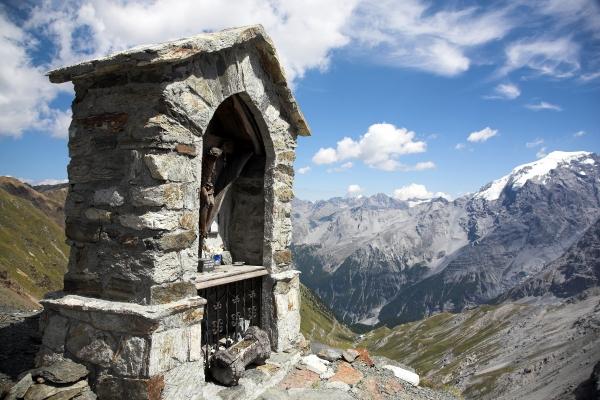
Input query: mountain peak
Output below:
<box><xmin>474</xmin><ymin>151</ymin><xmax>596</xmax><ymax>201</ymax></box>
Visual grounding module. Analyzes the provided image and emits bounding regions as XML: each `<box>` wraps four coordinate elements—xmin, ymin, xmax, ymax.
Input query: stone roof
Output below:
<box><xmin>47</xmin><ymin>25</ymin><xmax>310</xmax><ymax>136</ymax></box>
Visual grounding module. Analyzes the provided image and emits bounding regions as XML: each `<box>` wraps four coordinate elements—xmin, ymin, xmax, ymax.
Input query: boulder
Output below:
<box><xmin>300</xmin><ymin>354</ymin><xmax>329</xmax><ymax>375</ymax></box>
<box><xmin>383</xmin><ymin>365</ymin><xmax>420</xmax><ymax>386</ymax></box>
<box><xmin>5</xmin><ymin>373</ymin><xmax>34</xmax><ymax>400</ymax></box>
<box><xmin>341</xmin><ymin>349</ymin><xmax>359</xmax><ymax>363</ymax></box>
<box><xmin>24</xmin><ymin>380</ymin><xmax>87</xmax><ymax>400</ymax></box>
<box><xmin>30</xmin><ymin>359</ymin><xmax>89</xmax><ymax>384</ymax></box>
<box><xmin>317</xmin><ymin>348</ymin><xmax>341</xmax><ymax>362</ymax></box>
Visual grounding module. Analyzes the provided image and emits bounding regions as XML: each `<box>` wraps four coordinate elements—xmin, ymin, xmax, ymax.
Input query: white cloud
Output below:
<box><xmin>501</xmin><ymin>37</ymin><xmax>580</xmax><ymax>78</ymax></box>
<box><xmin>347</xmin><ymin>184</ymin><xmax>363</xmax><ymax>197</ymax></box>
<box><xmin>392</xmin><ymin>183</ymin><xmax>450</xmax><ymax>201</ymax></box>
<box><xmin>1</xmin><ymin>0</ymin><xmax>359</xmax><ymax>138</ymax></box>
<box><xmin>297</xmin><ymin>166</ymin><xmax>311</xmax><ymax>174</ymax></box>
<box><xmin>536</xmin><ymin>147</ymin><xmax>548</xmax><ymax>158</ymax></box>
<box><xmin>312</xmin><ymin>148</ymin><xmax>338</xmax><ymax>164</ymax></box>
<box><xmin>525</xmin><ymin>138</ymin><xmax>544</xmax><ymax>148</ymax></box>
<box><xmin>327</xmin><ymin>162</ymin><xmax>353</xmax><ymax>173</ymax></box>
<box><xmin>26</xmin><ymin>0</ymin><xmax>358</xmax><ymax>82</ymax></box>
<box><xmin>312</xmin><ymin>123</ymin><xmax>426</xmax><ymax>171</ymax></box>
<box><xmin>574</xmin><ymin>130</ymin><xmax>587</xmax><ymax>137</ymax></box>
<box><xmin>580</xmin><ymin>71</ymin><xmax>600</xmax><ymax>81</ymax></box>
<box><xmin>455</xmin><ymin>143</ymin><xmax>466</xmax><ymax>150</ymax></box>
<box><xmin>0</xmin><ymin>13</ymin><xmax>71</xmax><ymax>138</ymax></box>
<box><xmin>467</xmin><ymin>127</ymin><xmax>498</xmax><ymax>143</ymax></box>
<box><xmin>487</xmin><ymin>83</ymin><xmax>520</xmax><ymax>99</ymax></box>
<box><xmin>525</xmin><ymin>101</ymin><xmax>562</xmax><ymax>111</ymax></box>
<box><xmin>403</xmin><ymin>161</ymin><xmax>436</xmax><ymax>171</ymax></box>
<box><xmin>348</xmin><ymin>1</ymin><xmax>513</xmax><ymax>76</ymax></box>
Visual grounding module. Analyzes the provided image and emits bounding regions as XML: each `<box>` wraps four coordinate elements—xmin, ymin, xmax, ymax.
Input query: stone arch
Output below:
<box><xmin>198</xmin><ymin>91</ymin><xmax>277</xmax><ymax>269</ymax></box>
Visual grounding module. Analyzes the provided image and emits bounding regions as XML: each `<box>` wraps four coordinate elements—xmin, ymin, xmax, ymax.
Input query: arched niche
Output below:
<box><xmin>200</xmin><ymin>93</ymin><xmax>273</xmax><ymax>267</ymax></box>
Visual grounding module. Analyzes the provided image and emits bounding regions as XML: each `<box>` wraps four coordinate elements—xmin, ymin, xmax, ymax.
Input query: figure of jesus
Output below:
<box><xmin>200</xmin><ymin>146</ymin><xmax>223</xmax><ymax>238</ymax></box>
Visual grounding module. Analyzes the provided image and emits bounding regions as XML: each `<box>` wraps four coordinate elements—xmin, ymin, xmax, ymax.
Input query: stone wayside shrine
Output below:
<box><xmin>38</xmin><ymin>25</ymin><xmax>309</xmax><ymax>399</ymax></box>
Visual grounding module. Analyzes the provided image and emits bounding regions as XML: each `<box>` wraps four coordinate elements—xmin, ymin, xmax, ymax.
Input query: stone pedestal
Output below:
<box><xmin>37</xmin><ymin>295</ymin><xmax>205</xmax><ymax>399</ymax></box>
<box><xmin>270</xmin><ymin>270</ymin><xmax>301</xmax><ymax>352</ymax></box>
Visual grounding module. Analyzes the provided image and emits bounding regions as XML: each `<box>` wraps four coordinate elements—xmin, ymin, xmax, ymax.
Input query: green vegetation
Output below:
<box><xmin>299</xmin><ymin>283</ymin><xmax>356</xmax><ymax>348</ymax></box>
<box><xmin>0</xmin><ymin>187</ymin><xmax>69</xmax><ymax>304</ymax></box>
<box><xmin>358</xmin><ymin>303</ymin><xmax>525</xmax><ymax>382</ymax></box>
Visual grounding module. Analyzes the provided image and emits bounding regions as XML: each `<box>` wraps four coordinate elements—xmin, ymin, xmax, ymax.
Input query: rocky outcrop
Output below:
<box><xmin>292</xmin><ymin>152</ymin><xmax>600</xmax><ymax>326</ymax></box>
<box><xmin>500</xmin><ymin>217</ymin><xmax>600</xmax><ymax>301</ymax></box>
<box><xmin>5</xmin><ymin>359</ymin><xmax>95</xmax><ymax>400</ymax></box>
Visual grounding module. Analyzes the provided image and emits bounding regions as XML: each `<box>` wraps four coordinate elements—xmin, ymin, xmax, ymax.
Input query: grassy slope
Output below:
<box><xmin>0</xmin><ymin>187</ymin><xmax>69</xmax><ymax>307</ymax></box>
<box><xmin>300</xmin><ymin>283</ymin><xmax>356</xmax><ymax>348</ymax></box>
<box><xmin>358</xmin><ymin>303</ymin><xmax>525</xmax><ymax>397</ymax></box>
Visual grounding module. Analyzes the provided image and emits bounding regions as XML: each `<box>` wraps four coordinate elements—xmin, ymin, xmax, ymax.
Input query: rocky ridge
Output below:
<box><xmin>292</xmin><ymin>151</ymin><xmax>600</xmax><ymax>326</ymax></box>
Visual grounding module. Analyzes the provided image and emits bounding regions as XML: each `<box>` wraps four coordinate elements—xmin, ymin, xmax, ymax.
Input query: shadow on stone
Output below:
<box><xmin>0</xmin><ymin>312</ymin><xmax>41</xmax><ymax>380</ymax></box>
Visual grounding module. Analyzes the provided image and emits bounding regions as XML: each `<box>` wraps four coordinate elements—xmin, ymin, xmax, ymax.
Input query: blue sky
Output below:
<box><xmin>1</xmin><ymin>0</ymin><xmax>599</xmax><ymax>201</ymax></box>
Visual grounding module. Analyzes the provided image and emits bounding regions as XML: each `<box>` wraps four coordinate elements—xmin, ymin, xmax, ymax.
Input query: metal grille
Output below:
<box><xmin>199</xmin><ymin>276</ymin><xmax>263</xmax><ymax>369</ymax></box>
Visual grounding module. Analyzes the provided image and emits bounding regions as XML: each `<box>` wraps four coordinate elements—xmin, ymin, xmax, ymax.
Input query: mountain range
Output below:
<box><xmin>292</xmin><ymin>151</ymin><xmax>600</xmax><ymax>327</ymax></box>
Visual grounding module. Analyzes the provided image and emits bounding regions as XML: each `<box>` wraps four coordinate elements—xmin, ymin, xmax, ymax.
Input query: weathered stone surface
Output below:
<box><xmin>31</xmin><ymin>359</ymin><xmax>89</xmax><ymax>384</ymax></box>
<box><xmin>5</xmin><ymin>373</ymin><xmax>33</xmax><ymax>400</ymax></box>
<box><xmin>329</xmin><ymin>361</ymin><xmax>363</xmax><ymax>386</ymax></box>
<box><xmin>155</xmin><ymin>230</ymin><xmax>197</xmax><ymax>251</ymax></box>
<box><xmin>45</xmin><ymin>385</ymin><xmax>88</xmax><ymax>400</ymax></box>
<box><xmin>42</xmin><ymin>314</ymin><xmax>68</xmax><ymax>353</ymax></box>
<box><xmin>356</xmin><ymin>348</ymin><xmax>375</xmax><ymax>367</ymax></box>
<box><xmin>273</xmin><ymin>249</ymin><xmax>292</xmax><ymax>266</ymax></box>
<box><xmin>144</xmin><ymin>154</ymin><xmax>195</xmax><ymax>182</ymax></box>
<box><xmin>148</xmin><ymin>327</ymin><xmax>192</xmax><ymax>375</ymax></box>
<box><xmin>382</xmin><ymin>364</ymin><xmax>420</xmax><ymax>386</ymax></box>
<box><xmin>342</xmin><ymin>349</ymin><xmax>359</xmax><ymax>363</ymax></box>
<box><xmin>112</xmin><ymin>336</ymin><xmax>148</xmax><ymax>376</ymax></box>
<box><xmin>119</xmin><ymin>211</ymin><xmax>181</xmax><ymax>231</ymax></box>
<box><xmin>93</xmin><ymin>187</ymin><xmax>124</xmax><ymax>207</ymax></box>
<box><xmin>149</xmin><ymin>281</ymin><xmax>197</xmax><ymax>304</ymax></box>
<box><xmin>277</xmin><ymin>368</ymin><xmax>319</xmax><ymax>390</ymax></box>
<box><xmin>317</xmin><ymin>348</ymin><xmax>341</xmax><ymax>362</ymax></box>
<box><xmin>95</xmin><ymin>375</ymin><xmax>164</xmax><ymax>400</ymax></box>
<box><xmin>174</xmin><ymin>143</ymin><xmax>197</xmax><ymax>156</ymax></box>
<box><xmin>66</xmin><ymin>322</ymin><xmax>116</xmax><ymax>369</ymax></box>
<box><xmin>300</xmin><ymin>355</ymin><xmax>329</xmax><ymax>375</ymax></box>
<box><xmin>130</xmin><ymin>183</ymin><xmax>193</xmax><ymax>209</ymax></box>
<box><xmin>72</xmin><ymin>388</ymin><xmax>97</xmax><ymax>400</ymax></box>
<box><xmin>84</xmin><ymin>208</ymin><xmax>112</xmax><ymax>223</ymax></box>
<box><xmin>24</xmin><ymin>380</ymin><xmax>87</xmax><ymax>400</ymax></box>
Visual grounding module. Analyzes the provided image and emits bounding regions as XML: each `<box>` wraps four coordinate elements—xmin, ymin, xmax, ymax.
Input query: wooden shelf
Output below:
<box><xmin>194</xmin><ymin>265</ymin><xmax>268</xmax><ymax>290</ymax></box>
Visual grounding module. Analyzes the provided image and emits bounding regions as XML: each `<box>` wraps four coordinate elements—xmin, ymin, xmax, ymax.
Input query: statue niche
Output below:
<box><xmin>199</xmin><ymin>94</ymin><xmax>266</xmax><ymax>267</ymax></box>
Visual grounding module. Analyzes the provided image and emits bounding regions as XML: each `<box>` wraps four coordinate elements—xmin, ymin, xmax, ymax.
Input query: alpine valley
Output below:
<box><xmin>292</xmin><ymin>151</ymin><xmax>600</xmax><ymax>327</ymax></box>
<box><xmin>1</xmin><ymin>151</ymin><xmax>599</xmax><ymax>399</ymax></box>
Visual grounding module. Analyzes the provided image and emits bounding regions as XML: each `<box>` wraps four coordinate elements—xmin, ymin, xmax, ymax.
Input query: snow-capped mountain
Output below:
<box><xmin>292</xmin><ymin>151</ymin><xmax>600</xmax><ymax>326</ymax></box>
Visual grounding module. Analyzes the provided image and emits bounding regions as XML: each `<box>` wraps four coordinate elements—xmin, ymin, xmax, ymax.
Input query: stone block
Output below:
<box><xmin>66</xmin><ymin>321</ymin><xmax>116</xmax><ymax>369</ymax></box>
<box><xmin>273</xmin><ymin>249</ymin><xmax>292</xmax><ymax>266</ymax></box>
<box><xmin>93</xmin><ymin>187</ymin><xmax>125</xmax><ymax>207</ymax></box>
<box><xmin>149</xmin><ymin>281</ymin><xmax>197</xmax><ymax>304</ymax></box>
<box><xmin>148</xmin><ymin>327</ymin><xmax>191</xmax><ymax>375</ymax></box>
<box><xmin>130</xmin><ymin>183</ymin><xmax>189</xmax><ymax>209</ymax></box>
<box><xmin>95</xmin><ymin>375</ymin><xmax>164</xmax><ymax>400</ymax></box>
<box><xmin>174</xmin><ymin>143</ymin><xmax>197</xmax><ymax>156</ymax></box>
<box><xmin>112</xmin><ymin>336</ymin><xmax>148</xmax><ymax>377</ymax></box>
<box><xmin>144</xmin><ymin>154</ymin><xmax>195</xmax><ymax>182</ymax></box>
<box><xmin>119</xmin><ymin>211</ymin><xmax>181</xmax><ymax>231</ymax></box>
<box><xmin>65</xmin><ymin>221</ymin><xmax>101</xmax><ymax>243</ymax></box>
<box><xmin>155</xmin><ymin>230</ymin><xmax>197</xmax><ymax>252</ymax></box>
<box><xmin>42</xmin><ymin>314</ymin><xmax>68</xmax><ymax>353</ymax></box>
<box><xmin>84</xmin><ymin>208</ymin><xmax>112</xmax><ymax>223</ymax></box>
